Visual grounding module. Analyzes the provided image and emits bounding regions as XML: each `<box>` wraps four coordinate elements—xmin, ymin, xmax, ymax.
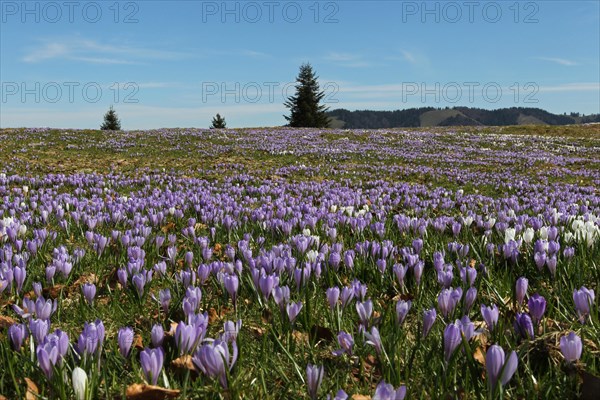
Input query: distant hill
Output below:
<box><xmin>327</xmin><ymin>107</ymin><xmax>600</xmax><ymax>129</ymax></box>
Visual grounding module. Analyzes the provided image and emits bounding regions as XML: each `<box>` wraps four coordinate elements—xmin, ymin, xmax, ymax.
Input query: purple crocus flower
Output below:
<box><xmin>395</xmin><ymin>300</ymin><xmax>411</xmax><ymax>326</ymax></box>
<box><xmin>33</xmin><ymin>297</ymin><xmax>57</xmax><ymax>320</ymax></box>
<box><xmin>514</xmin><ymin>313</ymin><xmax>534</xmax><ymax>339</ymax></box>
<box><xmin>140</xmin><ymin>347</ymin><xmax>164</xmax><ymax>385</ymax></box>
<box><xmin>356</xmin><ymin>299</ymin><xmax>373</xmax><ymax>328</ymax></box>
<box><xmin>192</xmin><ymin>340</ymin><xmax>238</xmax><ymax>388</ymax></box>
<box><xmin>465</xmin><ymin>287</ymin><xmax>477</xmax><ymax>312</ymax></box>
<box><xmin>221</xmin><ymin>319</ymin><xmax>242</xmax><ymax>343</ymax></box>
<box><xmin>118</xmin><ymin>327</ymin><xmax>134</xmax><ymax>358</ymax></box>
<box><xmin>258</xmin><ymin>273</ymin><xmax>278</xmax><ymax>301</ymax></box>
<box><xmin>223</xmin><ymin>274</ymin><xmax>239</xmax><ymax>304</ymax></box>
<box><xmin>159</xmin><ymin>288</ymin><xmax>171</xmax><ymax>315</ymax></box>
<box><xmin>13</xmin><ymin>266</ymin><xmax>25</xmax><ymax>293</ymax></box>
<box><xmin>306</xmin><ymin>364</ymin><xmax>324</xmax><ymax>400</ymax></box>
<box><xmin>393</xmin><ymin>263</ymin><xmax>408</xmax><ymax>287</ymax></box>
<box><xmin>486</xmin><ymin>345</ymin><xmax>518</xmax><ymax>391</ymax></box>
<box><xmin>423</xmin><ymin>308</ymin><xmax>437</xmax><ymax>338</ymax></box>
<box><xmin>515</xmin><ymin>277</ymin><xmax>528</xmax><ymax>304</ymax></box>
<box><xmin>560</xmin><ymin>332</ymin><xmax>582</xmax><ymax>363</ymax></box>
<box><xmin>286</xmin><ymin>301</ymin><xmax>303</xmax><ymax>323</ymax></box>
<box><xmin>372</xmin><ymin>380</ymin><xmax>407</xmax><ymax>400</ymax></box>
<box><xmin>132</xmin><ymin>273</ymin><xmax>146</xmax><ymax>298</ymax></box>
<box><xmin>528</xmin><ymin>294</ymin><xmax>546</xmax><ymax>325</ymax></box>
<box><xmin>481</xmin><ymin>304</ymin><xmax>499</xmax><ymax>332</ymax></box>
<box><xmin>444</xmin><ymin>321</ymin><xmax>462</xmax><ymax>361</ymax></box>
<box><xmin>174</xmin><ymin>320</ymin><xmax>202</xmax><ymax>355</ymax></box>
<box><xmin>37</xmin><ymin>340</ymin><xmax>60</xmax><ymax>378</ymax></box>
<box><xmin>151</xmin><ymin>324</ymin><xmax>164</xmax><ymax>348</ymax></box>
<box><xmin>273</xmin><ymin>285</ymin><xmax>290</xmax><ymax>314</ymax></box>
<box><xmin>332</xmin><ymin>331</ymin><xmax>354</xmax><ymax>357</ymax></box>
<box><xmin>76</xmin><ymin>319</ymin><xmax>105</xmax><ymax>358</ymax></box>
<box><xmin>8</xmin><ymin>323</ymin><xmax>27</xmax><ymax>351</ymax></box>
<box><xmin>365</xmin><ymin>326</ymin><xmax>383</xmax><ymax>355</ymax></box>
<box><xmin>329</xmin><ymin>389</ymin><xmax>349</xmax><ymax>400</ymax></box>
<box><xmin>573</xmin><ymin>286</ymin><xmax>595</xmax><ymax>323</ymax></box>
<box><xmin>29</xmin><ymin>318</ymin><xmax>50</xmax><ymax>344</ymax></box>
<box><xmin>326</xmin><ymin>287</ymin><xmax>340</xmax><ymax>310</ymax></box>
<box><xmin>82</xmin><ymin>283</ymin><xmax>96</xmax><ymax>305</ymax></box>
<box><xmin>340</xmin><ymin>286</ymin><xmax>354</xmax><ymax>309</ymax></box>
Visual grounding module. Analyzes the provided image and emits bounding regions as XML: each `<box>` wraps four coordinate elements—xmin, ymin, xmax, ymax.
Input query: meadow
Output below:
<box><xmin>0</xmin><ymin>125</ymin><xmax>598</xmax><ymax>399</ymax></box>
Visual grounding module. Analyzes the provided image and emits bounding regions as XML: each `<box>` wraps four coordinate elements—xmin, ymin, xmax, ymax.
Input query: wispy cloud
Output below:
<box><xmin>22</xmin><ymin>39</ymin><xmax>193</xmax><ymax>64</ymax></box>
<box><xmin>537</xmin><ymin>82</ymin><xmax>599</xmax><ymax>92</ymax></box>
<box><xmin>535</xmin><ymin>57</ymin><xmax>579</xmax><ymax>66</ymax></box>
<box><xmin>324</xmin><ymin>52</ymin><xmax>377</xmax><ymax>68</ymax></box>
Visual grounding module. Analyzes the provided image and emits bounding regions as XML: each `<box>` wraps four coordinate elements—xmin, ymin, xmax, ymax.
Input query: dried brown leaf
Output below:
<box><xmin>25</xmin><ymin>377</ymin><xmax>39</xmax><ymax>400</ymax></box>
<box><xmin>0</xmin><ymin>315</ymin><xmax>17</xmax><ymax>329</ymax></box>
<box><xmin>171</xmin><ymin>355</ymin><xmax>196</xmax><ymax>371</ymax></box>
<box><xmin>125</xmin><ymin>384</ymin><xmax>180</xmax><ymax>400</ymax></box>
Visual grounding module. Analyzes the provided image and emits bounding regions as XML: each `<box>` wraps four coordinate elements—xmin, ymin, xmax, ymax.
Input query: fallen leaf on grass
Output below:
<box><xmin>126</xmin><ymin>384</ymin><xmax>180</xmax><ymax>400</ymax></box>
<box><xmin>0</xmin><ymin>315</ymin><xmax>17</xmax><ymax>329</ymax></box>
<box><xmin>25</xmin><ymin>377</ymin><xmax>39</xmax><ymax>400</ymax></box>
<box><xmin>351</xmin><ymin>394</ymin><xmax>371</xmax><ymax>399</ymax></box>
<box><xmin>171</xmin><ymin>355</ymin><xmax>196</xmax><ymax>371</ymax></box>
<box><xmin>134</xmin><ymin>334</ymin><xmax>144</xmax><ymax>350</ymax></box>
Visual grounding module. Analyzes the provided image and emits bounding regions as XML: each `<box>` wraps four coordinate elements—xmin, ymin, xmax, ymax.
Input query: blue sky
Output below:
<box><xmin>1</xmin><ymin>0</ymin><xmax>599</xmax><ymax>129</ymax></box>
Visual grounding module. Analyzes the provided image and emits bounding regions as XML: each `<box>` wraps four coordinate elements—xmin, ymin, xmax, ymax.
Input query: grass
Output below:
<box><xmin>0</xmin><ymin>125</ymin><xmax>598</xmax><ymax>399</ymax></box>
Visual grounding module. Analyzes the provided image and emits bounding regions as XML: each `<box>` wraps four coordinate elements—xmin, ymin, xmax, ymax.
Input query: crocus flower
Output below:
<box><xmin>560</xmin><ymin>332</ymin><xmax>582</xmax><ymax>363</ymax></box>
<box><xmin>332</xmin><ymin>331</ymin><xmax>354</xmax><ymax>357</ymax></box>
<box><xmin>140</xmin><ymin>347</ymin><xmax>164</xmax><ymax>385</ymax></box>
<box><xmin>444</xmin><ymin>321</ymin><xmax>462</xmax><ymax>361</ymax></box>
<box><xmin>8</xmin><ymin>323</ymin><xmax>27</xmax><ymax>351</ymax></box>
<box><xmin>329</xmin><ymin>389</ymin><xmax>349</xmax><ymax>400</ymax></box>
<box><xmin>356</xmin><ymin>299</ymin><xmax>373</xmax><ymax>328</ymax></box>
<box><xmin>423</xmin><ymin>308</ymin><xmax>437</xmax><ymax>338</ymax></box>
<box><xmin>528</xmin><ymin>294</ymin><xmax>546</xmax><ymax>325</ymax></box>
<box><xmin>306</xmin><ymin>364</ymin><xmax>324</xmax><ymax>400</ymax></box>
<box><xmin>151</xmin><ymin>324</ymin><xmax>164</xmax><ymax>348</ymax></box>
<box><xmin>465</xmin><ymin>287</ymin><xmax>477</xmax><ymax>312</ymax></box>
<box><xmin>372</xmin><ymin>380</ymin><xmax>407</xmax><ymax>400</ymax></box>
<box><xmin>515</xmin><ymin>277</ymin><xmax>528</xmax><ymax>304</ymax></box>
<box><xmin>340</xmin><ymin>286</ymin><xmax>354</xmax><ymax>309</ymax></box>
<box><xmin>192</xmin><ymin>340</ymin><xmax>238</xmax><ymax>388</ymax></box>
<box><xmin>481</xmin><ymin>304</ymin><xmax>499</xmax><ymax>332</ymax></box>
<box><xmin>273</xmin><ymin>286</ymin><xmax>290</xmax><ymax>314</ymax></box>
<box><xmin>118</xmin><ymin>327</ymin><xmax>134</xmax><ymax>358</ymax></box>
<box><xmin>72</xmin><ymin>367</ymin><xmax>88</xmax><ymax>400</ymax></box>
<box><xmin>395</xmin><ymin>300</ymin><xmax>411</xmax><ymax>326</ymax></box>
<box><xmin>486</xmin><ymin>345</ymin><xmax>518</xmax><ymax>392</ymax></box>
<box><xmin>514</xmin><ymin>313</ymin><xmax>534</xmax><ymax>339</ymax></box>
<box><xmin>175</xmin><ymin>321</ymin><xmax>202</xmax><ymax>355</ymax></box>
<box><xmin>223</xmin><ymin>274</ymin><xmax>239</xmax><ymax>304</ymax></box>
<box><xmin>573</xmin><ymin>286</ymin><xmax>595</xmax><ymax>323</ymax></box>
<box><xmin>365</xmin><ymin>326</ymin><xmax>383</xmax><ymax>355</ymax></box>
<box><xmin>29</xmin><ymin>318</ymin><xmax>50</xmax><ymax>344</ymax></box>
<box><xmin>159</xmin><ymin>289</ymin><xmax>171</xmax><ymax>315</ymax></box>
<box><xmin>82</xmin><ymin>283</ymin><xmax>96</xmax><ymax>305</ymax></box>
<box><xmin>37</xmin><ymin>340</ymin><xmax>59</xmax><ymax>378</ymax></box>
<box><xmin>221</xmin><ymin>319</ymin><xmax>242</xmax><ymax>343</ymax></box>
<box><xmin>326</xmin><ymin>287</ymin><xmax>340</xmax><ymax>310</ymax></box>
<box><xmin>286</xmin><ymin>301</ymin><xmax>303</xmax><ymax>323</ymax></box>
<box><xmin>76</xmin><ymin>320</ymin><xmax>105</xmax><ymax>358</ymax></box>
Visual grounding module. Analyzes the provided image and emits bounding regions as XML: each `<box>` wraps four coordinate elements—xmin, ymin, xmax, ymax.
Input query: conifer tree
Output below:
<box><xmin>210</xmin><ymin>113</ymin><xmax>227</xmax><ymax>129</ymax></box>
<box><xmin>100</xmin><ymin>106</ymin><xmax>121</xmax><ymax>130</ymax></box>
<box><xmin>284</xmin><ymin>63</ymin><xmax>330</xmax><ymax>128</ymax></box>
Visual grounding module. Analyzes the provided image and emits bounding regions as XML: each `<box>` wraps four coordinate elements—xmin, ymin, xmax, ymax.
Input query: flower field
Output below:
<box><xmin>0</xmin><ymin>125</ymin><xmax>598</xmax><ymax>399</ymax></box>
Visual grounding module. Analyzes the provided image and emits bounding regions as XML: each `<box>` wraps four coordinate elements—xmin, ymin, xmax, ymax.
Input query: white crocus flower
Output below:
<box><xmin>522</xmin><ymin>228</ymin><xmax>535</xmax><ymax>244</ymax></box>
<box><xmin>72</xmin><ymin>367</ymin><xmax>88</xmax><ymax>400</ymax></box>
